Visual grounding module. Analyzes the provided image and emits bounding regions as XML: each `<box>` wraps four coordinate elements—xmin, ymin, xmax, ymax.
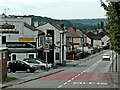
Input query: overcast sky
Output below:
<box><xmin>0</xmin><ymin>0</ymin><xmax>107</xmax><ymax>19</ymax></box>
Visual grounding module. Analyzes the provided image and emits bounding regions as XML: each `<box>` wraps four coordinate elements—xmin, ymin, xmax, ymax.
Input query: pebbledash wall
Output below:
<box><xmin>0</xmin><ymin>14</ymin><xmax>38</xmax><ymax>61</ymax></box>
<box><xmin>0</xmin><ymin>48</ymin><xmax>8</xmax><ymax>79</ymax></box>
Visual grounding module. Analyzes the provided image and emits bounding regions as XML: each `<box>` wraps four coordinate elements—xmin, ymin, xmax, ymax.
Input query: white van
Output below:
<box><xmin>102</xmin><ymin>54</ymin><xmax>110</xmax><ymax>61</ymax></box>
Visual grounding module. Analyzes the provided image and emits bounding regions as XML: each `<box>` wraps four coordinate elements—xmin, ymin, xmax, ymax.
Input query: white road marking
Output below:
<box><xmin>57</xmin><ymin>56</ymin><xmax>103</xmax><ymax>88</ymax></box>
<box><xmin>83</xmin><ymin>82</ymin><xmax>86</xmax><ymax>84</ymax></box>
<box><xmin>71</xmin><ymin>78</ymin><xmax>75</xmax><ymax>80</ymax></box>
<box><xmin>97</xmin><ymin>83</ymin><xmax>100</xmax><ymax>85</ymax></box>
<box><xmin>80</xmin><ymin>82</ymin><xmax>82</xmax><ymax>84</ymax></box>
<box><xmin>89</xmin><ymin>82</ymin><xmax>92</xmax><ymax>85</ymax></box>
<box><xmin>72</xmin><ymin>82</ymin><xmax>109</xmax><ymax>85</ymax></box>
<box><xmin>85</xmin><ymin>59</ymin><xmax>102</xmax><ymax>72</ymax></box>
<box><xmin>57</xmin><ymin>85</ymin><xmax>63</xmax><ymax>88</ymax></box>
<box><xmin>64</xmin><ymin>82</ymin><xmax>67</xmax><ymax>85</ymax></box>
<box><xmin>68</xmin><ymin>80</ymin><xmax>71</xmax><ymax>82</ymax></box>
<box><xmin>81</xmin><ymin>72</ymin><xmax>83</xmax><ymax>74</ymax></box>
<box><xmin>74</xmin><ymin>76</ymin><xmax>78</xmax><ymax>78</ymax></box>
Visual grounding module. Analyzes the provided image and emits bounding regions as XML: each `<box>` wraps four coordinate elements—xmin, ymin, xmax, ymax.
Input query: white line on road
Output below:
<box><xmin>57</xmin><ymin>85</ymin><xmax>63</xmax><ymax>88</ymax></box>
<box><xmin>68</xmin><ymin>80</ymin><xmax>71</xmax><ymax>82</ymax></box>
<box><xmin>74</xmin><ymin>76</ymin><xmax>78</xmax><ymax>78</ymax></box>
<box><xmin>71</xmin><ymin>77</ymin><xmax>75</xmax><ymax>80</ymax></box>
<box><xmin>57</xmin><ymin>56</ymin><xmax>102</xmax><ymax>88</ymax></box>
<box><xmin>64</xmin><ymin>82</ymin><xmax>67</xmax><ymax>85</ymax></box>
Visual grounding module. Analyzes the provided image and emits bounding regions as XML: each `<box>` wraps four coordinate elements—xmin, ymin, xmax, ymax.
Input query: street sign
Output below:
<box><xmin>44</xmin><ymin>44</ymin><xmax>50</xmax><ymax>52</ymax></box>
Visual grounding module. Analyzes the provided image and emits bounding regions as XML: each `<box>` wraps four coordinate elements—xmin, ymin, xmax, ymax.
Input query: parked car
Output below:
<box><xmin>102</xmin><ymin>54</ymin><xmax>110</xmax><ymax>61</ymax></box>
<box><xmin>7</xmin><ymin>60</ymin><xmax>37</xmax><ymax>73</ymax></box>
<box><xmin>23</xmin><ymin>58</ymin><xmax>52</xmax><ymax>70</ymax></box>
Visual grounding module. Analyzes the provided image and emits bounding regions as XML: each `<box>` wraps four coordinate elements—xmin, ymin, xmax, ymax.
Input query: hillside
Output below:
<box><xmin>67</xmin><ymin>18</ymin><xmax>107</xmax><ymax>25</ymax></box>
<box><xmin>17</xmin><ymin>15</ymin><xmax>94</xmax><ymax>30</ymax></box>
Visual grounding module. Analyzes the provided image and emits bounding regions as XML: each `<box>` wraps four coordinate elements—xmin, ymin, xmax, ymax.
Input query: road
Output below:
<box><xmin>6</xmin><ymin>51</ymin><xmax>115</xmax><ymax>89</ymax></box>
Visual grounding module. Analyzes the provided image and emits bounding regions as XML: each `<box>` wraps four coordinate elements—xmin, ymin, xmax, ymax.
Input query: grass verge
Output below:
<box><xmin>0</xmin><ymin>77</ymin><xmax>18</xmax><ymax>83</ymax></box>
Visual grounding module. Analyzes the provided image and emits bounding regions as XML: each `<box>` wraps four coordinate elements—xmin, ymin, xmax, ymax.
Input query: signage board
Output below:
<box><xmin>44</xmin><ymin>44</ymin><xmax>49</xmax><ymax>52</ymax></box>
<box><xmin>6</xmin><ymin>42</ymin><xmax>36</xmax><ymax>48</ymax></box>
<box><xmin>46</xmin><ymin>37</ymin><xmax>52</xmax><ymax>45</ymax></box>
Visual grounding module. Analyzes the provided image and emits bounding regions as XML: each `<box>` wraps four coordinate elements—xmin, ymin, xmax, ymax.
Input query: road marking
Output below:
<box><xmin>57</xmin><ymin>85</ymin><xmax>63</xmax><ymax>88</ymax></box>
<box><xmin>81</xmin><ymin>72</ymin><xmax>83</xmax><ymax>74</ymax></box>
<box><xmin>71</xmin><ymin>78</ymin><xmax>75</xmax><ymax>80</ymax></box>
<box><xmin>57</xmin><ymin>56</ymin><xmax>103</xmax><ymax>88</ymax></box>
<box><xmin>64</xmin><ymin>82</ymin><xmax>67</xmax><ymax>85</ymax></box>
<box><xmin>68</xmin><ymin>80</ymin><xmax>71</xmax><ymax>82</ymax></box>
<box><xmin>71</xmin><ymin>82</ymin><xmax>109</xmax><ymax>85</ymax></box>
<box><xmin>85</xmin><ymin>59</ymin><xmax>102</xmax><ymax>72</ymax></box>
<box><xmin>83</xmin><ymin>82</ymin><xmax>86</xmax><ymax>84</ymax></box>
<box><xmin>97</xmin><ymin>83</ymin><xmax>100</xmax><ymax>85</ymax></box>
<box><xmin>74</xmin><ymin>76</ymin><xmax>78</xmax><ymax>78</ymax></box>
<box><xmin>89</xmin><ymin>82</ymin><xmax>92</xmax><ymax>85</ymax></box>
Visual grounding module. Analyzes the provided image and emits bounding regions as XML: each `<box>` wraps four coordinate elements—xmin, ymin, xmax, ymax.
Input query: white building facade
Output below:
<box><xmin>37</xmin><ymin>23</ymin><xmax>66</xmax><ymax>64</ymax></box>
<box><xmin>0</xmin><ymin>14</ymin><xmax>42</xmax><ymax>61</ymax></box>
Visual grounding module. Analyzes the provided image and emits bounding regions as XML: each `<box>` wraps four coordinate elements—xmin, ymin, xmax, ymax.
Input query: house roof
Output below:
<box><xmin>66</xmin><ymin>32</ymin><xmax>73</xmax><ymax>37</ymax></box>
<box><xmin>38</xmin><ymin>22</ymin><xmax>48</xmax><ymax>27</ymax></box>
<box><xmin>86</xmin><ymin>32</ymin><xmax>96</xmax><ymax>37</ymax></box>
<box><xmin>76</xmin><ymin>29</ymin><xmax>83</xmax><ymax>37</ymax></box>
<box><xmin>24</xmin><ymin>22</ymin><xmax>44</xmax><ymax>35</ymax></box>
<box><xmin>67</xmin><ymin>28</ymin><xmax>81</xmax><ymax>38</ymax></box>
<box><xmin>86</xmin><ymin>31</ymin><xmax>108</xmax><ymax>40</ymax></box>
<box><xmin>51</xmin><ymin>23</ymin><xmax>63</xmax><ymax>30</ymax></box>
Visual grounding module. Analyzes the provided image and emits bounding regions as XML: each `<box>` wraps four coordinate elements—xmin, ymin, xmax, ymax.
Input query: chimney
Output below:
<box><xmin>61</xmin><ymin>24</ymin><xmax>64</xmax><ymax>30</ymax></box>
<box><xmin>34</xmin><ymin>21</ymin><xmax>38</xmax><ymax>27</ymax></box>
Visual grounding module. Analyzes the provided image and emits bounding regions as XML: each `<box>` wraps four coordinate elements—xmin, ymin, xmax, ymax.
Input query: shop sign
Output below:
<box><xmin>6</xmin><ymin>42</ymin><xmax>36</xmax><ymax>48</ymax></box>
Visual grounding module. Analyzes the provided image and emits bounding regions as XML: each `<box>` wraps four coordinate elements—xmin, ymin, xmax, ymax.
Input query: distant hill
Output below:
<box><xmin>67</xmin><ymin>18</ymin><xmax>107</xmax><ymax>26</ymax></box>
<box><xmin>16</xmin><ymin>15</ymin><xmax>94</xmax><ymax>30</ymax></box>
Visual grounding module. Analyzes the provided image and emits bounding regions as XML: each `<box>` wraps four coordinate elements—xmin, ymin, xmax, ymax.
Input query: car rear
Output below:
<box><xmin>102</xmin><ymin>54</ymin><xmax>110</xmax><ymax>61</ymax></box>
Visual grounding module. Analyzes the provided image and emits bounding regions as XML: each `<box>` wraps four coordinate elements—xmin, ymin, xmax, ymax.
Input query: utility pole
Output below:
<box><xmin>4</xmin><ymin>8</ymin><xmax>9</xmax><ymax>15</ymax></box>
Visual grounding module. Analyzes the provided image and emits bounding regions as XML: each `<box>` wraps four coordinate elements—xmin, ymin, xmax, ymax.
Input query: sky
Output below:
<box><xmin>0</xmin><ymin>0</ymin><xmax>107</xmax><ymax>19</ymax></box>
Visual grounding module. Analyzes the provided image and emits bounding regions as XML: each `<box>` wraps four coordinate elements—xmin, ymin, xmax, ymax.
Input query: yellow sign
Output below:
<box><xmin>19</xmin><ymin>38</ymin><xmax>35</xmax><ymax>42</ymax></box>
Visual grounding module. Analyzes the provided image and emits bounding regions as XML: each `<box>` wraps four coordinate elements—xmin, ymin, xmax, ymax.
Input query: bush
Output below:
<box><xmin>67</xmin><ymin>50</ymin><xmax>76</xmax><ymax>55</ymax></box>
<box><xmin>1</xmin><ymin>77</ymin><xmax>18</xmax><ymax>83</ymax></box>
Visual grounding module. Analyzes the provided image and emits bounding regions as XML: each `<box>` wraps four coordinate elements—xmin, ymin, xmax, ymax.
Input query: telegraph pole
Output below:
<box><xmin>4</xmin><ymin>8</ymin><xmax>9</xmax><ymax>15</ymax></box>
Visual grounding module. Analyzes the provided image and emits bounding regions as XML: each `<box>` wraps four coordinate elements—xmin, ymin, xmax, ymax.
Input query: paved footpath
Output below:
<box><xmin>108</xmin><ymin>54</ymin><xmax>120</xmax><ymax>89</ymax></box>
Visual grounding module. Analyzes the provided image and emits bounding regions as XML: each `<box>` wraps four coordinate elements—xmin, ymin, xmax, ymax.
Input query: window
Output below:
<box><xmin>29</xmin><ymin>54</ymin><xmax>34</xmax><ymax>58</ymax></box>
<box><xmin>102</xmin><ymin>42</ymin><xmax>104</xmax><ymax>45</ymax></box>
<box><xmin>3</xmin><ymin>52</ymin><xmax>5</xmax><ymax>59</ymax></box>
<box><xmin>0</xmin><ymin>52</ymin><xmax>1</xmax><ymax>59</ymax></box>
<box><xmin>56</xmin><ymin>53</ymin><xmax>59</xmax><ymax>60</ymax></box>
<box><xmin>12</xmin><ymin>54</ymin><xmax>16</xmax><ymax>60</ymax></box>
<box><xmin>2</xmin><ymin>36</ymin><xmax>6</xmax><ymax>44</ymax></box>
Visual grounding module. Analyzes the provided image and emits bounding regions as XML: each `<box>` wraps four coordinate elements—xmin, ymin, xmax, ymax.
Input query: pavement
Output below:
<box><xmin>0</xmin><ymin>50</ymin><xmax>119</xmax><ymax>89</ymax></box>
<box><xmin>108</xmin><ymin>54</ymin><xmax>120</xmax><ymax>89</ymax></box>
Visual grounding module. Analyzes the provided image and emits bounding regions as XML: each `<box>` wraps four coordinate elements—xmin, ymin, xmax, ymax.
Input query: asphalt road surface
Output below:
<box><xmin>6</xmin><ymin>51</ymin><xmax>114</xmax><ymax>89</ymax></box>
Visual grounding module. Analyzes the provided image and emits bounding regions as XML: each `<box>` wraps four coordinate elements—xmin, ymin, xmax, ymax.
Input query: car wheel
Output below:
<box><xmin>41</xmin><ymin>66</ymin><xmax>45</xmax><ymax>70</ymax></box>
<box><xmin>31</xmin><ymin>70</ymin><xmax>35</xmax><ymax>73</ymax></box>
<box><xmin>12</xmin><ymin>70</ymin><xmax>16</xmax><ymax>73</ymax></box>
<box><xmin>7</xmin><ymin>68</ymin><xmax>11</xmax><ymax>73</ymax></box>
<box><xmin>26</xmin><ymin>69</ymin><xmax>31</xmax><ymax>73</ymax></box>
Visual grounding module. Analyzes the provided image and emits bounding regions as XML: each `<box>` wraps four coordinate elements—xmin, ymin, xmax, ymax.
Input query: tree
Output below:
<box><xmin>100</xmin><ymin>0</ymin><xmax>120</xmax><ymax>54</ymax></box>
<box><xmin>100</xmin><ymin>21</ymin><xmax>104</xmax><ymax>28</ymax></box>
<box><xmin>97</xmin><ymin>23</ymin><xmax>100</xmax><ymax>29</ymax></box>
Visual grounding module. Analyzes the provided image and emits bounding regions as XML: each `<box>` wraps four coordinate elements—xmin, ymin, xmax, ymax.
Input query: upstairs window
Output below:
<box><xmin>2</xmin><ymin>36</ymin><xmax>6</xmax><ymax>44</ymax></box>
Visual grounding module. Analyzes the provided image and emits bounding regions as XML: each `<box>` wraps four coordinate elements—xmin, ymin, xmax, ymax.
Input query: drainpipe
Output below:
<box><xmin>60</xmin><ymin>31</ymin><xmax>63</xmax><ymax>64</ymax></box>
